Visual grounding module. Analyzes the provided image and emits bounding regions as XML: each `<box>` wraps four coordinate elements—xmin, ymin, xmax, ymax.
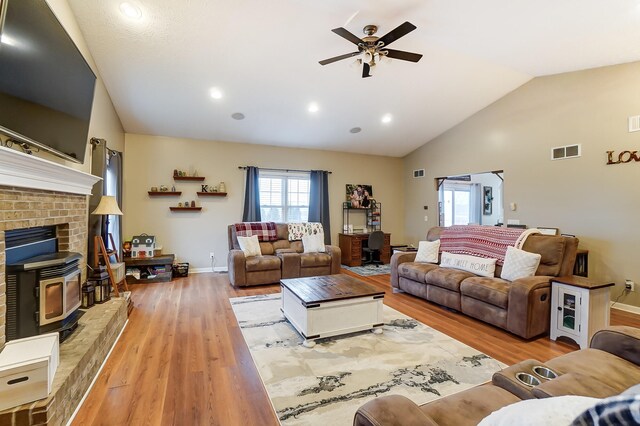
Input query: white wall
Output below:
<box><xmin>123</xmin><ymin>134</ymin><xmax>405</xmax><ymax>270</ymax></box>
<box><xmin>404</xmin><ymin>60</ymin><xmax>640</xmax><ymax>307</ymax></box>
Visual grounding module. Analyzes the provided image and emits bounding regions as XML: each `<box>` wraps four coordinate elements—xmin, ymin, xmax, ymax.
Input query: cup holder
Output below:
<box><xmin>515</xmin><ymin>372</ymin><xmax>541</xmax><ymax>387</ymax></box>
<box><xmin>533</xmin><ymin>366</ymin><xmax>558</xmax><ymax>380</ymax></box>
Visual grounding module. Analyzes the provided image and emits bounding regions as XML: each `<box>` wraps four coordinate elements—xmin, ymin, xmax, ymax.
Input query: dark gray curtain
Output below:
<box><xmin>309</xmin><ymin>170</ymin><xmax>331</xmax><ymax>244</ymax></box>
<box><xmin>106</xmin><ymin>150</ymin><xmax>123</xmax><ymax>257</ymax></box>
<box><xmin>242</xmin><ymin>166</ymin><xmax>261</xmax><ymax>222</ymax></box>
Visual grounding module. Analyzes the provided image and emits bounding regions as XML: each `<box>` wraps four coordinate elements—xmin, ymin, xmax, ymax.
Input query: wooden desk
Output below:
<box><xmin>338</xmin><ymin>233</ymin><xmax>391</xmax><ymax>267</ymax></box>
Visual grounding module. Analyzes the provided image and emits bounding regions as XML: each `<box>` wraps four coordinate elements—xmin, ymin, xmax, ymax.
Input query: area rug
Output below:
<box><xmin>231</xmin><ymin>294</ymin><xmax>506</xmax><ymax>425</ymax></box>
<box><xmin>341</xmin><ymin>263</ymin><xmax>391</xmax><ymax>276</ymax></box>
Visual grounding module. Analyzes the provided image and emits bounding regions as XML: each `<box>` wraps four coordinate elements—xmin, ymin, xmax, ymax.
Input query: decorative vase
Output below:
<box><xmin>190</xmin><ymin>201</ymin><xmax>196</xmax><ymax>208</ymax></box>
<box><xmin>219</xmin><ymin>181</ymin><xmax>226</xmax><ymax>192</ymax></box>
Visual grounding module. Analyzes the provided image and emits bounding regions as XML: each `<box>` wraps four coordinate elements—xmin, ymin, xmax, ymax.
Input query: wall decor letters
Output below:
<box><xmin>606</xmin><ymin>150</ymin><xmax>640</xmax><ymax>165</ymax></box>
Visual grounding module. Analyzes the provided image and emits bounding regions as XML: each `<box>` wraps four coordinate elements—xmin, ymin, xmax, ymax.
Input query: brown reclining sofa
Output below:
<box><xmin>227</xmin><ymin>223</ymin><xmax>341</xmax><ymax>286</ymax></box>
<box><xmin>354</xmin><ymin>326</ymin><xmax>640</xmax><ymax>426</ymax></box>
<box><xmin>391</xmin><ymin>226</ymin><xmax>579</xmax><ymax>339</ymax></box>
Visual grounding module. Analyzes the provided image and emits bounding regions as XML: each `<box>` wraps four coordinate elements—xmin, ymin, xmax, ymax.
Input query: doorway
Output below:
<box><xmin>437</xmin><ymin>171</ymin><xmax>503</xmax><ymax>227</ymax></box>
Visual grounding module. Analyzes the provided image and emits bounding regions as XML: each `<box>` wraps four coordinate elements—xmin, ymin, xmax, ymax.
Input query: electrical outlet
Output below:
<box><xmin>625</xmin><ymin>280</ymin><xmax>635</xmax><ymax>292</ymax></box>
<box><xmin>210</xmin><ymin>252</ymin><xmax>215</xmax><ymax>259</ymax></box>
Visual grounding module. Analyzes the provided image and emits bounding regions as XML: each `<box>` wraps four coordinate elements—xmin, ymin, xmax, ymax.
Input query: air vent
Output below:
<box><xmin>413</xmin><ymin>169</ymin><xmax>425</xmax><ymax>178</ymax></box>
<box><xmin>551</xmin><ymin>144</ymin><xmax>581</xmax><ymax>160</ymax></box>
<box><xmin>629</xmin><ymin>115</ymin><xmax>640</xmax><ymax>132</ymax></box>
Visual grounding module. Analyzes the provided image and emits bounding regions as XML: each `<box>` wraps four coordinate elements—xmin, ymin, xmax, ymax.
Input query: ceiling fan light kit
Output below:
<box><xmin>319</xmin><ymin>21</ymin><xmax>423</xmax><ymax>78</ymax></box>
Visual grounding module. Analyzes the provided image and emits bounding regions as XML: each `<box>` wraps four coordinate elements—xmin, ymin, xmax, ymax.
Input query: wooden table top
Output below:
<box><xmin>553</xmin><ymin>275</ymin><xmax>615</xmax><ymax>290</ymax></box>
<box><xmin>280</xmin><ymin>274</ymin><xmax>385</xmax><ymax>306</ymax></box>
<box><xmin>124</xmin><ymin>254</ymin><xmax>175</xmax><ymax>266</ymax></box>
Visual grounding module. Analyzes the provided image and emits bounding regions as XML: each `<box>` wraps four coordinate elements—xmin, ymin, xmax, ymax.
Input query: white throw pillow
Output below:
<box><xmin>440</xmin><ymin>252</ymin><xmax>497</xmax><ymax>278</ymax></box>
<box><xmin>478</xmin><ymin>395</ymin><xmax>600</xmax><ymax>426</ymax></box>
<box><xmin>302</xmin><ymin>232</ymin><xmax>326</xmax><ymax>253</ymax></box>
<box><xmin>237</xmin><ymin>235</ymin><xmax>261</xmax><ymax>257</ymax></box>
<box><xmin>500</xmin><ymin>246</ymin><xmax>542</xmax><ymax>282</ymax></box>
<box><xmin>414</xmin><ymin>240</ymin><xmax>440</xmax><ymax>263</ymax></box>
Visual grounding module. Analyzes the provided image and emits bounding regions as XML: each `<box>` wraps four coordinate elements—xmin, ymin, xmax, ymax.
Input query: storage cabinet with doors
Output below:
<box><xmin>550</xmin><ymin>276</ymin><xmax>614</xmax><ymax>349</ymax></box>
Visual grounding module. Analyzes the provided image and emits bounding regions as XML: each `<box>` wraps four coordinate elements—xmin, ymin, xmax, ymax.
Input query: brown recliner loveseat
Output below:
<box><xmin>354</xmin><ymin>326</ymin><xmax>640</xmax><ymax>426</ymax></box>
<box><xmin>227</xmin><ymin>223</ymin><xmax>341</xmax><ymax>287</ymax></box>
<box><xmin>391</xmin><ymin>226</ymin><xmax>579</xmax><ymax>339</ymax></box>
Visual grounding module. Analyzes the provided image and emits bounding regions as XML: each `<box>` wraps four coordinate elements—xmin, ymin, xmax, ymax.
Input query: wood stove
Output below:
<box><xmin>5</xmin><ymin>226</ymin><xmax>84</xmax><ymax>342</ymax></box>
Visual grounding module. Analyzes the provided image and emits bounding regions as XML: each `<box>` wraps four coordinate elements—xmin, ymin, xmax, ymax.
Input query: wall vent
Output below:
<box><xmin>551</xmin><ymin>144</ymin><xmax>581</xmax><ymax>160</ymax></box>
<box><xmin>413</xmin><ymin>169</ymin><xmax>425</xmax><ymax>178</ymax></box>
<box><xmin>629</xmin><ymin>115</ymin><xmax>640</xmax><ymax>132</ymax></box>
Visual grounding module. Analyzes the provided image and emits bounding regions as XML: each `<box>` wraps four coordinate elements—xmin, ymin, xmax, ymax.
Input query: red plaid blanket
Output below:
<box><xmin>234</xmin><ymin>222</ymin><xmax>278</xmax><ymax>242</ymax></box>
<box><xmin>439</xmin><ymin>225</ymin><xmax>524</xmax><ymax>266</ymax></box>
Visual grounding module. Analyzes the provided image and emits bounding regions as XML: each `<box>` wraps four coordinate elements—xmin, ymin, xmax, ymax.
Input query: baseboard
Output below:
<box><xmin>610</xmin><ymin>301</ymin><xmax>640</xmax><ymax>315</ymax></box>
<box><xmin>189</xmin><ymin>267</ymin><xmax>228</xmax><ymax>274</ymax></box>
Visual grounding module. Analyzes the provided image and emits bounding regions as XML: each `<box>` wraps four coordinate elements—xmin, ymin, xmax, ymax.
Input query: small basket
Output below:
<box><xmin>172</xmin><ymin>262</ymin><xmax>189</xmax><ymax>277</ymax></box>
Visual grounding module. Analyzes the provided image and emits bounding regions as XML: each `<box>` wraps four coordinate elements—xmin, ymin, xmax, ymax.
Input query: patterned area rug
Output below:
<box><xmin>231</xmin><ymin>294</ymin><xmax>506</xmax><ymax>425</ymax></box>
<box><xmin>341</xmin><ymin>263</ymin><xmax>391</xmax><ymax>276</ymax></box>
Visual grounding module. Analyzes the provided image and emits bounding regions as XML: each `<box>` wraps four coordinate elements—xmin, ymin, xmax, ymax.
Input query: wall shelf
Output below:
<box><xmin>169</xmin><ymin>207</ymin><xmax>202</xmax><ymax>212</ymax></box>
<box><xmin>148</xmin><ymin>191</ymin><xmax>182</xmax><ymax>196</ymax></box>
<box><xmin>173</xmin><ymin>176</ymin><xmax>205</xmax><ymax>181</ymax></box>
<box><xmin>196</xmin><ymin>192</ymin><xmax>227</xmax><ymax>197</ymax></box>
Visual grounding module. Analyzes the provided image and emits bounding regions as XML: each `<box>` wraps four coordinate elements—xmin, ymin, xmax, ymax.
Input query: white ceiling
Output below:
<box><xmin>67</xmin><ymin>0</ymin><xmax>640</xmax><ymax>157</ymax></box>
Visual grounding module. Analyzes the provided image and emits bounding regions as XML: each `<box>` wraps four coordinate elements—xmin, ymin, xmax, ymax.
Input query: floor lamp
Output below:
<box><xmin>91</xmin><ymin>195</ymin><xmax>123</xmax><ymax>253</ymax></box>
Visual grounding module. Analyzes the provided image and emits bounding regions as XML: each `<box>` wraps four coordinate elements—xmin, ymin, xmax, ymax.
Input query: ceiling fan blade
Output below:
<box><xmin>377</xmin><ymin>21</ymin><xmax>417</xmax><ymax>47</ymax></box>
<box><xmin>384</xmin><ymin>48</ymin><xmax>423</xmax><ymax>63</ymax></box>
<box><xmin>319</xmin><ymin>51</ymin><xmax>361</xmax><ymax>66</ymax></box>
<box><xmin>362</xmin><ymin>62</ymin><xmax>372</xmax><ymax>78</ymax></box>
<box><xmin>331</xmin><ymin>27</ymin><xmax>363</xmax><ymax>45</ymax></box>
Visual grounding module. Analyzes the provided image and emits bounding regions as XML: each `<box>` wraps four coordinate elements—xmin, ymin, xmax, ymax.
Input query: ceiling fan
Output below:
<box><xmin>319</xmin><ymin>21</ymin><xmax>423</xmax><ymax>78</ymax></box>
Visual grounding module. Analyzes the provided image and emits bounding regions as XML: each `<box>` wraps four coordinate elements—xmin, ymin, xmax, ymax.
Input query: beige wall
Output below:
<box><xmin>404</xmin><ymin>61</ymin><xmax>640</xmax><ymax>307</ymax></box>
<box><xmin>0</xmin><ymin>0</ymin><xmax>124</xmax><ymax>171</ymax></box>
<box><xmin>123</xmin><ymin>134</ymin><xmax>405</xmax><ymax>270</ymax></box>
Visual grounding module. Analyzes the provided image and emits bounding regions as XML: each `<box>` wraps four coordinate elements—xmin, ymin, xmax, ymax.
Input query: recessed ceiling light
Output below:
<box><xmin>381</xmin><ymin>114</ymin><xmax>392</xmax><ymax>124</ymax></box>
<box><xmin>350</xmin><ymin>127</ymin><xmax>362</xmax><ymax>134</ymax></box>
<box><xmin>210</xmin><ymin>87</ymin><xmax>223</xmax><ymax>100</ymax></box>
<box><xmin>231</xmin><ymin>112</ymin><xmax>245</xmax><ymax>120</ymax></box>
<box><xmin>119</xmin><ymin>2</ymin><xmax>142</xmax><ymax>19</ymax></box>
<box><xmin>308</xmin><ymin>102</ymin><xmax>319</xmax><ymax>113</ymax></box>
<box><xmin>1</xmin><ymin>34</ymin><xmax>16</xmax><ymax>47</ymax></box>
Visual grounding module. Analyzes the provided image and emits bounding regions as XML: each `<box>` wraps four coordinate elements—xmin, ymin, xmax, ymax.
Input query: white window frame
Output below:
<box><xmin>259</xmin><ymin>170</ymin><xmax>310</xmax><ymax>223</ymax></box>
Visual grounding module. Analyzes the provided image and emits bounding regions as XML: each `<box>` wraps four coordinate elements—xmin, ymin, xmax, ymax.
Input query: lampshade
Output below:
<box><xmin>91</xmin><ymin>196</ymin><xmax>123</xmax><ymax>216</ymax></box>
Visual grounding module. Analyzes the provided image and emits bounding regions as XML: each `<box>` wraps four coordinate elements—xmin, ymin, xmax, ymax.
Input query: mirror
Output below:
<box><xmin>436</xmin><ymin>170</ymin><xmax>504</xmax><ymax>226</ymax></box>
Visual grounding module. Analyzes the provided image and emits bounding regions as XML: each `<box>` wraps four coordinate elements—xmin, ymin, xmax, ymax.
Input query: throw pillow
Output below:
<box><xmin>237</xmin><ymin>235</ymin><xmax>261</xmax><ymax>257</ymax></box>
<box><xmin>478</xmin><ymin>395</ymin><xmax>600</xmax><ymax>426</ymax></box>
<box><xmin>414</xmin><ymin>240</ymin><xmax>440</xmax><ymax>263</ymax></box>
<box><xmin>500</xmin><ymin>246</ymin><xmax>542</xmax><ymax>282</ymax></box>
<box><xmin>302</xmin><ymin>232</ymin><xmax>326</xmax><ymax>253</ymax></box>
<box><xmin>288</xmin><ymin>222</ymin><xmax>308</xmax><ymax>241</ymax></box>
<box><xmin>307</xmin><ymin>222</ymin><xmax>324</xmax><ymax>235</ymax></box>
<box><xmin>440</xmin><ymin>252</ymin><xmax>497</xmax><ymax>278</ymax></box>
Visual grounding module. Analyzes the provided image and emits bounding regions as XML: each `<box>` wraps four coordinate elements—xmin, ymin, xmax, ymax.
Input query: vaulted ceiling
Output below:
<box><xmin>68</xmin><ymin>0</ymin><xmax>640</xmax><ymax>157</ymax></box>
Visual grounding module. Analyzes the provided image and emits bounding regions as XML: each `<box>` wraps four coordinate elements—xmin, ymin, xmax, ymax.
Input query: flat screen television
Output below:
<box><xmin>0</xmin><ymin>0</ymin><xmax>96</xmax><ymax>164</ymax></box>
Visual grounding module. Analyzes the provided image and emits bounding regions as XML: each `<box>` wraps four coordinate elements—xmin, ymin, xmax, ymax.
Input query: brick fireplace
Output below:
<box><xmin>0</xmin><ymin>146</ymin><xmax>128</xmax><ymax>425</ymax></box>
<box><xmin>0</xmin><ymin>187</ymin><xmax>89</xmax><ymax>349</ymax></box>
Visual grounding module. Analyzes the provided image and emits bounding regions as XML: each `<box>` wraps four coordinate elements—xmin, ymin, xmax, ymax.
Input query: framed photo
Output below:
<box><xmin>483</xmin><ymin>186</ymin><xmax>493</xmax><ymax>215</ymax></box>
<box><xmin>537</xmin><ymin>227</ymin><xmax>559</xmax><ymax>236</ymax></box>
<box><xmin>346</xmin><ymin>184</ymin><xmax>373</xmax><ymax>208</ymax></box>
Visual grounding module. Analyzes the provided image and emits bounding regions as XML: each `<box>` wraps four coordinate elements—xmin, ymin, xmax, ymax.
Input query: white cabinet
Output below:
<box><xmin>550</xmin><ymin>277</ymin><xmax>614</xmax><ymax>349</ymax></box>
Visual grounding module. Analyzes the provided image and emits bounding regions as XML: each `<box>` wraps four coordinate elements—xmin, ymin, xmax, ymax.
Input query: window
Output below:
<box><xmin>259</xmin><ymin>171</ymin><xmax>310</xmax><ymax>222</ymax></box>
<box><xmin>441</xmin><ymin>183</ymin><xmax>471</xmax><ymax>226</ymax></box>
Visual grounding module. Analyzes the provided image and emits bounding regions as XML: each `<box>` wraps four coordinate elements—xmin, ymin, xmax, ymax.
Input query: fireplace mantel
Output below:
<box><xmin>0</xmin><ymin>146</ymin><xmax>101</xmax><ymax>195</ymax></box>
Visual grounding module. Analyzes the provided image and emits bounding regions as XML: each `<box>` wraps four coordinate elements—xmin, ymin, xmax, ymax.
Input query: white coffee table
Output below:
<box><xmin>280</xmin><ymin>274</ymin><xmax>385</xmax><ymax>348</ymax></box>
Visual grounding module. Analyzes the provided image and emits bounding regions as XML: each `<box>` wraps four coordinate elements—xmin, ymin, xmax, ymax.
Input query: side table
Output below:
<box><xmin>550</xmin><ymin>275</ymin><xmax>614</xmax><ymax>349</ymax></box>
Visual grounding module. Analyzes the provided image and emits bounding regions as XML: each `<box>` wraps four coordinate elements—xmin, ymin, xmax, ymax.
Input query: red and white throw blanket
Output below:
<box><xmin>439</xmin><ymin>225</ymin><xmax>527</xmax><ymax>266</ymax></box>
<box><xmin>234</xmin><ymin>222</ymin><xmax>278</xmax><ymax>242</ymax></box>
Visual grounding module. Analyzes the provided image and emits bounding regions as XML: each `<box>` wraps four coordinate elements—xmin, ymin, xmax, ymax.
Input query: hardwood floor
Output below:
<box><xmin>72</xmin><ymin>271</ymin><xmax>640</xmax><ymax>426</ymax></box>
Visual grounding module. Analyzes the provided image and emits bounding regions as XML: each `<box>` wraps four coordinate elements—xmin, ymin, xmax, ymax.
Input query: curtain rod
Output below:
<box><xmin>238</xmin><ymin>166</ymin><xmax>332</xmax><ymax>174</ymax></box>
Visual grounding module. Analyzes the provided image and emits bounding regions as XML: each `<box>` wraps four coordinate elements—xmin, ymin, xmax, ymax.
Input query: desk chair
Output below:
<box><xmin>363</xmin><ymin>231</ymin><xmax>385</xmax><ymax>267</ymax></box>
